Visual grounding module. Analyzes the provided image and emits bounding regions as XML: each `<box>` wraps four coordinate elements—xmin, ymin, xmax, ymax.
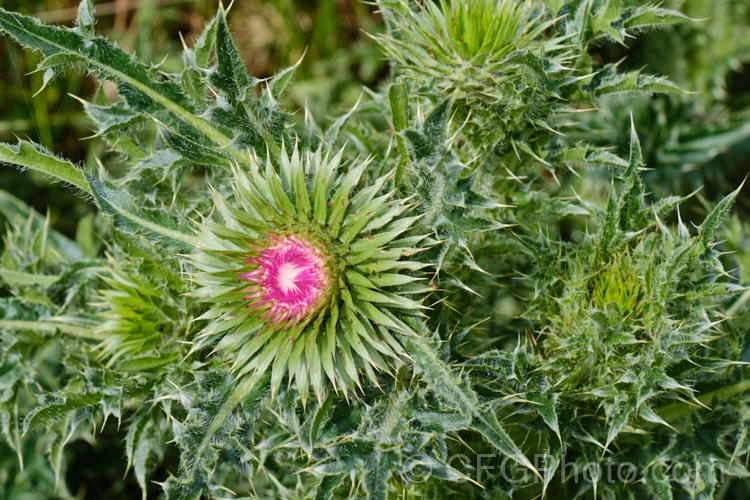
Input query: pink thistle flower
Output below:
<box><xmin>194</xmin><ymin>146</ymin><xmax>429</xmax><ymax>399</ymax></box>
<box><xmin>239</xmin><ymin>234</ymin><xmax>332</xmax><ymax>327</ymax></box>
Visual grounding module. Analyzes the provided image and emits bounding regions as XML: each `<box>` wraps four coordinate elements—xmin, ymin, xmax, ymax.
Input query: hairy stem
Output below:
<box><xmin>657</xmin><ymin>377</ymin><xmax>750</xmax><ymax>422</ymax></box>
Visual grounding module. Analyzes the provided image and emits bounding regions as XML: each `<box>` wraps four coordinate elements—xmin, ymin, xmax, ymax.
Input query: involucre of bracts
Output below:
<box><xmin>191</xmin><ymin>146</ymin><xmax>433</xmax><ymax>400</ymax></box>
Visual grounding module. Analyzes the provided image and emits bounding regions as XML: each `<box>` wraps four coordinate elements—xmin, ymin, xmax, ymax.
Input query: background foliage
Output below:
<box><xmin>0</xmin><ymin>0</ymin><xmax>748</xmax><ymax>499</ymax></box>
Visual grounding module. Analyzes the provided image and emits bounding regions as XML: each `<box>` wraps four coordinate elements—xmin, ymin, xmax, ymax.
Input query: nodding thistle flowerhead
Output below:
<box><xmin>192</xmin><ymin>146</ymin><xmax>431</xmax><ymax>400</ymax></box>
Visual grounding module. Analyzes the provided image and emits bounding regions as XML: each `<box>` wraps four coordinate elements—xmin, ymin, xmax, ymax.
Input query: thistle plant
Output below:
<box><xmin>522</xmin><ymin>128</ymin><xmax>745</xmax><ymax>440</ymax></box>
<box><xmin>0</xmin><ymin>1</ymin><xmax>748</xmax><ymax>499</ymax></box>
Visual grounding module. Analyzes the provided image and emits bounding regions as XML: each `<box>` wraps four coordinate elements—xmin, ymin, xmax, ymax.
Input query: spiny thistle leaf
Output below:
<box><xmin>564</xmin><ymin>0</ymin><xmax>691</xmax><ymax>46</ymax></box>
<box><xmin>404</xmin><ymin>319</ymin><xmax>540</xmax><ymax>478</ymax></box>
<box><xmin>86</xmin><ymin>172</ymin><xmax>198</xmax><ymax>248</ymax></box>
<box><xmin>699</xmin><ymin>178</ymin><xmax>747</xmax><ymax>250</ymax></box>
<box><xmin>401</xmin><ymin>99</ymin><xmax>510</xmax><ymax>275</ymax></box>
<box><xmin>0</xmin><ymin>8</ymin><xmax>227</xmax><ymax>145</ymax></box>
<box><xmin>0</xmin><ymin>141</ymin><xmax>92</xmax><ymax>195</ymax></box>
<box><xmin>0</xmin><ymin>190</ymin><xmax>84</xmax><ymax>261</ymax></box>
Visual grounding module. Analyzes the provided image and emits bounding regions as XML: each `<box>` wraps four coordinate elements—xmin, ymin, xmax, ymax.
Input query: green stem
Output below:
<box><xmin>388</xmin><ymin>81</ymin><xmax>409</xmax><ymax>188</ymax></box>
<box><xmin>657</xmin><ymin>377</ymin><xmax>750</xmax><ymax>422</ymax></box>
<box><xmin>0</xmin><ymin>319</ymin><xmax>105</xmax><ymax>340</ymax></box>
<box><xmin>727</xmin><ymin>288</ymin><xmax>750</xmax><ymax>317</ymax></box>
<box><xmin>196</xmin><ymin>372</ymin><xmax>270</xmax><ymax>455</ymax></box>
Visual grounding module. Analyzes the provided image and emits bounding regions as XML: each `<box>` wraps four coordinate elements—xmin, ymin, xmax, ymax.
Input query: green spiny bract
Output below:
<box><xmin>192</xmin><ymin>146</ymin><xmax>431</xmax><ymax>400</ymax></box>
<box><xmin>376</xmin><ymin>0</ymin><xmax>538</xmax><ymax>93</ymax></box>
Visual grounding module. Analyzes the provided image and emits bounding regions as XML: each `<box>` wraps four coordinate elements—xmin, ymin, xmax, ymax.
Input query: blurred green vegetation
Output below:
<box><xmin>0</xmin><ymin>3</ymin><xmax>748</xmax><ymax>496</ymax></box>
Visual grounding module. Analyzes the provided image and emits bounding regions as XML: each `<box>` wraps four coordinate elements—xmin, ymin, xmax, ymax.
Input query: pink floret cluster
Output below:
<box><xmin>240</xmin><ymin>234</ymin><xmax>330</xmax><ymax>327</ymax></box>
